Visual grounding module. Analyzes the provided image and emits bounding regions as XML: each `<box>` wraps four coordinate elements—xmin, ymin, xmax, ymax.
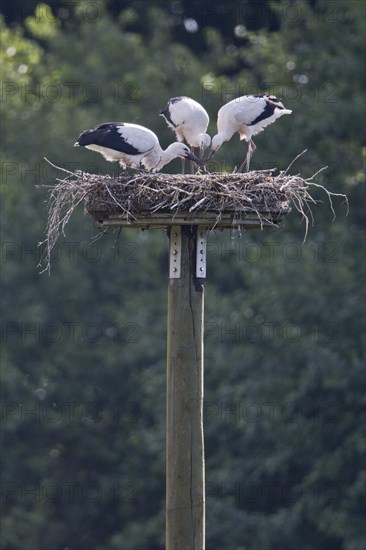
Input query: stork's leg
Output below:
<box><xmin>190</xmin><ymin>147</ymin><xmax>195</xmax><ymax>174</ymax></box>
<box><xmin>181</xmin><ymin>157</ymin><xmax>186</xmax><ymax>175</ymax></box>
<box><xmin>238</xmin><ymin>139</ymin><xmax>256</xmax><ymax>173</ymax></box>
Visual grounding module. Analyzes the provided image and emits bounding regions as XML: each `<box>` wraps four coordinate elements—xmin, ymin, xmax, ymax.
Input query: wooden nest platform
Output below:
<box><xmin>39</xmin><ymin>160</ymin><xmax>348</xmax><ymax>272</ymax></box>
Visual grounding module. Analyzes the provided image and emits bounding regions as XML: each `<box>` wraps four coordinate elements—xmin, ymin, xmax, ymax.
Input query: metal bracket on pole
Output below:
<box><xmin>196</xmin><ymin>226</ymin><xmax>207</xmax><ymax>278</ymax></box>
<box><xmin>169</xmin><ymin>226</ymin><xmax>182</xmax><ymax>278</ymax></box>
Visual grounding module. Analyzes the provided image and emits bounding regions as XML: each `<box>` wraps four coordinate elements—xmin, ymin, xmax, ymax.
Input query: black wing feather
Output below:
<box><xmin>248</xmin><ymin>101</ymin><xmax>276</xmax><ymax>126</ymax></box>
<box><xmin>160</xmin><ymin>105</ymin><xmax>176</xmax><ymax>127</ymax></box>
<box><xmin>76</xmin><ymin>123</ymin><xmax>140</xmax><ymax>155</ymax></box>
<box><xmin>160</xmin><ymin>96</ymin><xmax>188</xmax><ymax>127</ymax></box>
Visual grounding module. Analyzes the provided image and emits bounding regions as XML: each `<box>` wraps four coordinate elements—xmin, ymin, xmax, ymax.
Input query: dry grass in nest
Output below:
<box><xmin>83</xmin><ymin>169</ymin><xmax>291</xmax><ymax>218</ymax></box>
<box><xmin>38</xmin><ymin>153</ymin><xmax>348</xmax><ymax>273</ymax></box>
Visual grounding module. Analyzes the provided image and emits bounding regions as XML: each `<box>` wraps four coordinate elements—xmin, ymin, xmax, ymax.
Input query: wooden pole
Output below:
<box><xmin>166</xmin><ymin>225</ymin><xmax>205</xmax><ymax>550</ymax></box>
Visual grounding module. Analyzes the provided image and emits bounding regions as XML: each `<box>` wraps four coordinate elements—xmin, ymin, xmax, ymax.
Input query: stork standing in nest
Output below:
<box><xmin>74</xmin><ymin>122</ymin><xmax>201</xmax><ymax>172</ymax></box>
<box><xmin>160</xmin><ymin>96</ymin><xmax>211</xmax><ymax>174</ymax></box>
<box><xmin>208</xmin><ymin>94</ymin><xmax>292</xmax><ymax>172</ymax></box>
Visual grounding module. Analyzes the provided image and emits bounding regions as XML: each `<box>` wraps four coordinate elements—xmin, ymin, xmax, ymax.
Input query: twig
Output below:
<box><xmin>283</xmin><ymin>149</ymin><xmax>308</xmax><ymax>175</ymax></box>
<box><xmin>43</xmin><ymin>157</ymin><xmax>75</xmax><ymax>177</ymax></box>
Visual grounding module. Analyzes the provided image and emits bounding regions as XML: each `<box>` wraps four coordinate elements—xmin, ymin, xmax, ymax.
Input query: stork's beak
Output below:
<box><xmin>199</xmin><ymin>143</ymin><xmax>206</xmax><ymax>161</ymax></box>
<box><xmin>206</xmin><ymin>149</ymin><xmax>216</xmax><ymax>162</ymax></box>
<box><xmin>184</xmin><ymin>150</ymin><xmax>203</xmax><ymax>165</ymax></box>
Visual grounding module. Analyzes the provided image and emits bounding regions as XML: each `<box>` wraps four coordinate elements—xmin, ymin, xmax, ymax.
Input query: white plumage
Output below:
<box><xmin>208</xmin><ymin>94</ymin><xmax>292</xmax><ymax>172</ymax></box>
<box><xmin>74</xmin><ymin>122</ymin><xmax>200</xmax><ymax>172</ymax></box>
<box><xmin>160</xmin><ymin>96</ymin><xmax>211</xmax><ymax>171</ymax></box>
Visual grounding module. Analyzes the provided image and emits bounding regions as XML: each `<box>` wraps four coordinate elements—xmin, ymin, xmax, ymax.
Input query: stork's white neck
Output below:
<box><xmin>211</xmin><ymin>131</ymin><xmax>233</xmax><ymax>152</ymax></box>
<box><xmin>152</xmin><ymin>143</ymin><xmax>188</xmax><ymax>172</ymax></box>
<box><xmin>153</xmin><ymin>146</ymin><xmax>179</xmax><ymax>172</ymax></box>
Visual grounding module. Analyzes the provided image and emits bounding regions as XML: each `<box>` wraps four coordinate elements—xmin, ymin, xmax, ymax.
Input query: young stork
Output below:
<box><xmin>74</xmin><ymin>122</ymin><xmax>201</xmax><ymax>172</ymax></box>
<box><xmin>160</xmin><ymin>96</ymin><xmax>211</xmax><ymax>173</ymax></box>
<box><xmin>208</xmin><ymin>94</ymin><xmax>292</xmax><ymax>172</ymax></box>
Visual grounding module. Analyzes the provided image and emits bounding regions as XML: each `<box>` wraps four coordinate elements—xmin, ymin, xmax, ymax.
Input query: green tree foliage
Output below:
<box><xmin>1</xmin><ymin>1</ymin><xmax>365</xmax><ymax>549</ymax></box>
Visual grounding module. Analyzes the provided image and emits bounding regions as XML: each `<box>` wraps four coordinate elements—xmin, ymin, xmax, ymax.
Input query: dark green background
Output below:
<box><xmin>1</xmin><ymin>1</ymin><xmax>365</xmax><ymax>548</ymax></box>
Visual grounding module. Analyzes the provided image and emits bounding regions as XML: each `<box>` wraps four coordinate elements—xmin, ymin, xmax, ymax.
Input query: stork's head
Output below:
<box><xmin>207</xmin><ymin>133</ymin><xmax>225</xmax><ymax>161</ymax></box>
<box><xmin>153</xmin><ymin>142</ymin><xmax>202</xmax><ymax>172</ymax></box>
<box><xmin>173</xmin><ymin>143</ymin><xmax>202</xmax><ymax>163</ymax></box>
<box><xmin>198</xmin><ymin>133</ymin><xmax>211</xmax><ymax>160</ymax></box>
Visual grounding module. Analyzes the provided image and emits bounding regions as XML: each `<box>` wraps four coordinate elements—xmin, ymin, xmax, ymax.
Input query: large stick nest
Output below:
<box><xmin>39</xmin><ymin>156</ymin><xmax>348</xmax><ymax>273</ymax></box>
<box><xmin>84</xmin><ymin>169</ymin><xmax>291</xmax><ymax>218</ymax></box>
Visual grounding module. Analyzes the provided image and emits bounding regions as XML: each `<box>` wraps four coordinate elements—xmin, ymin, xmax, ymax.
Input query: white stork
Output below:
<box><xmin>160</xmin><ymin>96</ymin><xmax>211</xmax><ymax>173</ymax></box>
<box><xmin>208</xmin><ymin>94</ymin><xmax>292</xmax><ymax>172</ymax></box>
<box><xmin>74</xmin><ymin>122</ymin><xmax>201</xmax><ymax>172</ymax></box>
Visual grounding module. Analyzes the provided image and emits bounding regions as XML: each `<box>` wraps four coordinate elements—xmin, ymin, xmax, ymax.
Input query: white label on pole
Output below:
<box><xmin>196</xmin><ymin>226</ymin><xmax>207</xmax><ymax>279</ymax></box>
<box><xmin>169</xmin><ymin>226</ymin><xmax>182</xmax><ymax>279</ymax></box>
